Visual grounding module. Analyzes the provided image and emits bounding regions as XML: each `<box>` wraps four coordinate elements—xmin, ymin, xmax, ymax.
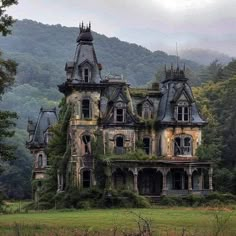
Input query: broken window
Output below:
<box><xmin>82</xmin><ymin>99</ymin><xmax>90</xmax><ymax>119</ymax></box>
<box><xmin>115</xmin><ymin>136</ymin><xmax>125</xmax><ymax>154</ymax></box>
<box><xmin>174</xmin><ymin>136</ymin><xmax>192</xmax><ymax>156</ymax></box>
<box><xmin>82</xmin><ymin>135</ymin><xmax>91</xmax><ymax>154</ymax></box>
<box><xmin>82</xmin><ymin>170</ymin><xmax>91</xmax><ymax>188</ymax></box>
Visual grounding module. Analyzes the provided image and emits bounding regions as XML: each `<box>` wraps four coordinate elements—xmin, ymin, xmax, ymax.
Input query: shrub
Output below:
<box><xmin>77</xmin><ymin>200</ymin><xmax>91</xmax><ymax>209</ymax></box>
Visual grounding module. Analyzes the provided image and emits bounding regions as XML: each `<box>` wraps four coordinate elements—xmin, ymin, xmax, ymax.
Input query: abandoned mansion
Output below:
<box><xmin>27</xmin><ymin>24</ymin><xmax>213</xmax><ymax>197</ymax></box>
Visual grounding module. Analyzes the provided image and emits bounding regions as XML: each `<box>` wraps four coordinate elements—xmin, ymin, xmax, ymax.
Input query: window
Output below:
<box><xmin>82</xmin><ymin>99</ymin><xmax>91</xmax><ymax>119</ymax></box>
<box><xmin>116</xmin><ymin>109</ymin><xmax>124</xmax><ymax>122</ymax></box>
<box><xmin>38</xmin><ymin>154</ymin><xmax>43</xmax><ymax>168</ymax></box>
<box><xmin>115</xmin><ymin>136</ymin><xmax>125</xmax><ymax>154</ymax></box>
<box><xmin>143</xmin><ymin>137</ymin><xmax>151</xmax><ymax>155</ymax></box>
<box><xmin>177</xmin><ymin>106</ymin><xmax>189</xmax><ymax>122</ymax></box>
<box><xmin>137</xmin><ymin>102</ymin><xmax>153</xmax><ymax>119</ymax></box>
<box><xmin>82</xmin><ymin>135</ymin><xmax>91</xmax><ymax>154</ymax></box>
<box><xmin>83</xmin><ymin>68</ymin><xmax>89</xmax><ymax>82</ymax></box>
<box><xmin>82</xmin><ymin>170</ymin><xmax>91</xmax><ymax>188</ymax></box>
<box><xmin>174</xmin><ymin>136</ymin><xmax>192</xmax><ymax>156</ymax></box>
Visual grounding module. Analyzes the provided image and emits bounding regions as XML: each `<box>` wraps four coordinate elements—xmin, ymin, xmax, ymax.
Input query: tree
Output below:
<box><xmin>0</xmin><ymin>0</ymin><xmax>18</xmax><ymax>36</ymax></box>
<box><xmin>0</xmin><ymin>0</ymin><xmax>18</xmax><ymax>162</ymax></box>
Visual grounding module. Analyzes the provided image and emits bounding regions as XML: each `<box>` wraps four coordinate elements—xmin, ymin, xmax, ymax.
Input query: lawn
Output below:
<box><xmin>0</xmin><ymin>207</ymin><xmax>235</xmax><ymax>235</ymax></box>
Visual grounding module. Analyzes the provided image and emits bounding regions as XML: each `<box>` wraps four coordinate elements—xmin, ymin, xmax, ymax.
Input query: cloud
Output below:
<box><xmin>6</xmin><ymin>0</ymin><xmax>236</xmax><ymax>56</ymax></box>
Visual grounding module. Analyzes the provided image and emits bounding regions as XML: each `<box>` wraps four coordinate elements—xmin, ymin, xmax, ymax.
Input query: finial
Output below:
<box><xmin>89</xmin><ymin>21</ymin><xmax>91</xmax><ymax>29</ymax></box>
<box><xmin>82</xmin><ymin>21</ymin><xmax>84</xmax><ymax>29</ymax></box>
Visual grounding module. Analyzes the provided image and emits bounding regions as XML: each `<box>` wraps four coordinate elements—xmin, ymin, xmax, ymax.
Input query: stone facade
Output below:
<box><xmin>26</xmin><ymin>108</ymin><xmax>58</xmax><ymax>199</ymax></box>
<box><xmin>28</xmin><ymin>23</ymin><xmax>213</xmax><ymax>197</ymax></box>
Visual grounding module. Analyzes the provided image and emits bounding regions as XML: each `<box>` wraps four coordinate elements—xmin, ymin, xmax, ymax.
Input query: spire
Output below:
<box><xmin>77</xmin><ymin>21</ymin><xmax>93</xmax><ymax>44</ymax></box>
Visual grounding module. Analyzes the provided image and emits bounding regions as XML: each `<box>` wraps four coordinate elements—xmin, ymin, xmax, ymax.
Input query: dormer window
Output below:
<box><xmin>84</xmin><ymin>68</ymin><xmax>89</xmax><ymax>82</ymax></box>
<box><xmin>137</xmin><ymin>100</ymin><xmax>153</xmax><ymax>120</ymax></box>
<box><xmin>176</xmin><ymin>102</ymin><xmax>190</xmax><ymax>122</ymax></box>
<box><xmin>116</xmin><ymin>109</ymin><xmax>124</xmax><ymax>122</ymax></box>
<box><xmin>82</xmin><ymin>99</ymin><xmax>91</xmax><ymax>119</ymax></box>
<box><xmin>114</xmin><ymin>102</ymin><xmax>126</xmax><ymax>123</ymax></box>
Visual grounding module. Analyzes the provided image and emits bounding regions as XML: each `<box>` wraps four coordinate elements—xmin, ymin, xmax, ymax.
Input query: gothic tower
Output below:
<box><xmin>58</xmin><ymin>23</ymin><xmax>103</xmax><ymax>189</ymax></box>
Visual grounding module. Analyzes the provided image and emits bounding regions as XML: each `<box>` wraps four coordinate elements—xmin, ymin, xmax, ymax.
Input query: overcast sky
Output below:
<box><xmin>6</xmin><ymin>0</ymin><xmax>236</xmax><ymax>56</ymax></box>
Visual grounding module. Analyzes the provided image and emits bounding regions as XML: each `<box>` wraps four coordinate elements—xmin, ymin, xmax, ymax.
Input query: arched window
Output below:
<box><xmin>115</xmin><ymin>136</ymin><xmax>125</xmax><ymax>154</ymax></box>
<box><xmin>82</xmin><ymin>135</ymin><xmax>91</xmax><ymax>155</ymax></box>
<box><xmin>143</xmin><ymin>137</ymin><xmax>151</xmax><ymax>155</ymax></box>
<box><xmin>82</xmin><ymin>99</ymin><xmax>91</xmax><ymax>119</ymax></box>
<box><xmin>82</xmin><ymin>170</ymin><xmax>91</xmax><ymax>188</ymax></box>
<box><xmin>38</xmin><ymin>154</ymin><xmax>43</xmax><ymax>168</ymax></box>
<box><xmin>174</xmin><ymin>135</ymin><xmax>192</xmax><ymax>156</ymax></box>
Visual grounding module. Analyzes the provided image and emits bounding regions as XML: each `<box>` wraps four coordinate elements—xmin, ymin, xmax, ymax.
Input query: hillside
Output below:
<box><xmin>0</xmin><ymin>20</ymin><xmax>205</xmax><ymax>198</ymax></box>
<box><xmin>181</xmin><ymin>48</ymin><xmax>233</xmax><ymax>66</ymax></box>
<box><xmin>0</xmin><ymin>20</ymin><xmax>205</xmax><ymax>124</ymax></box>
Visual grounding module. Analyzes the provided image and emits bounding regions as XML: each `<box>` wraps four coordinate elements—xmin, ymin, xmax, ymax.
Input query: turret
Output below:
<box><xmin>63</xmin><ymin>22</ymin><xmax>102</xmax><ymax>86</ymax></box>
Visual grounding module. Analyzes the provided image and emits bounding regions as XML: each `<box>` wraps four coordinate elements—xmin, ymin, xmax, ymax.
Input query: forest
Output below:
<box><xmin>0</xmin><ymin>19</ymin><xmax>236</xmax><ymax>199</ymax></box>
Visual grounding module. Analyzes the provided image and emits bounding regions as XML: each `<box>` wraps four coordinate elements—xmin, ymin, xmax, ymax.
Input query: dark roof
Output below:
<box><xmin>158</xmin><ymin>75</ymin><xmax>206</xmax><ymax>125</ymax></box>
<box><xmin>27</xmin><ymin>108</ymin><xmax>58</xmax><ymax>148</ymax></box>
<box><xmin>76</xmin><ymin>23</ymin><xmax>93</xmax><ymax>44</ymax></box>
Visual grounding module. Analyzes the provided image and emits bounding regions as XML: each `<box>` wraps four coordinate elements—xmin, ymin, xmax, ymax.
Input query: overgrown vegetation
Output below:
<box><xmin>0</xmin><ymin>207</ymin><xmax>235</xmax><ymax>236</ymax></box>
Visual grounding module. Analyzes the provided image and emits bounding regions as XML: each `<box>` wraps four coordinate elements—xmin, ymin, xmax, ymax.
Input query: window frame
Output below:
<box><xmin>174</xmin><ymin>135</ymin><xmax>192</xmax><ymax>156</ymax></box>
<box><xmin>82</xmin><ymin>134</ymin><xmax>91</xmax><ymax>155</ymax></box>
<box><xmin>82</xmin><ymin>67</ymin><xmax>91</xmax><ymax>83</ymax></box>
<box><xmin>114</xmin><ymin>135</ymin><xmax>125</xmax><ymax>154</ymax></box>
<box><xmin>176</xmin><ymin>102</ymin><xmax>190</xmax><ymax>122</ymax></box>
<box><xmin>81</xmin><ymin>99</ymin><xmax>91</xmax><ymax>119</ymax></box>
<box><xmin>114</xmin><ymin>102</ymin><xmax>126</xmax><ymax>123</ymax></box>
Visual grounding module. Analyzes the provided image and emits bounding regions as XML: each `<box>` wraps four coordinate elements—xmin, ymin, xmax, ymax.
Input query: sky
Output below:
<box><xmin>6</xmin><ymin>0</ymin><xmax>236</xmax><ymax>56</ymax></box>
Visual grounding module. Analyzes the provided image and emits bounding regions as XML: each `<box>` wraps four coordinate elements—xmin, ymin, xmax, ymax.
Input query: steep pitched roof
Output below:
<box><xmin>158</xmin><ymin>80</ymin><xmax>206</xmax><ymax>125</ymax></box>
<box><xmin>27</xmin><ymin>108</ymin><xmax>58</xmax><ymax>148</ymax></box>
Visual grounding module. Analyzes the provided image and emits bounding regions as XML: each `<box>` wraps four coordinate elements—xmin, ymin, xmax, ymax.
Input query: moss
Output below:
<box><xmin>129</xmin><ymin>88</ymin><xmax>149</xmax><ymax>97</ymax></box>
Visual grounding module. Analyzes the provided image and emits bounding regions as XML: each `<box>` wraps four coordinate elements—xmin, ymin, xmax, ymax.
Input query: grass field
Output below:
<box><xmin>0</xmin><ymin>207</ymin><xmax>235</xmax><ymax>235</ymax></box>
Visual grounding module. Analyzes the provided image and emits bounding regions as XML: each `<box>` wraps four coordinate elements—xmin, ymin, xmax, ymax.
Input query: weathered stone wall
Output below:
<box><xmin>159</xmin><ymin>127</ymin><xmax>201</xmax><ymax>158</ymax></box>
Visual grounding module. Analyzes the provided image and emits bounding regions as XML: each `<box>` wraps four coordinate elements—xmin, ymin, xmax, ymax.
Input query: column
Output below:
<box><xmin>209</xmin><ymin>167</ymin><xmax>213</xmax><ymax>191</ymax></box>
<box><xmin>188</xmin><ymin>166</ymin><xmax>192</xmax><ymax>192</ymax></box>
<box><xmin>133</xmin><ymin>168</ymin><xmax>138</xmax><ymax>193</ymax></box>
<box><xmin>188</xmin><ymin>174</ymin><xmax>192</xmax><ymax>192</ymax></box>
<box><xmin>92</xmin><ymin>171</ymin><xmax>96</xmax><ymax>186</ymax></box>
<box><xmin>181</xmin><ymin>173</ymin><xmax>185</xmax><ymax>190</ymax></box>
<box><xmin>199</xmin><ymin>169</ymin><xmax>203</xmax><ymax>191</ymax></box>
<box><xmin>162</xmin><ymin>169</ymin><xmax>167</xmax><ymax>195</ymax></box>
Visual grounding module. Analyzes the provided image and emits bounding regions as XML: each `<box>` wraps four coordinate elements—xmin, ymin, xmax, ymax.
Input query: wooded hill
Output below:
<box><xmin>0</xmin><ymin>19</ymin><xmax>235</xmax><ymax>199</ymax></box>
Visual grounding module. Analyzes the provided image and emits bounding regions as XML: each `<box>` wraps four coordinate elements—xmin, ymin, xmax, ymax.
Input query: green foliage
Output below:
<box><xmin>160</xmin><ymin>193</ymin><xmax>236</xmax><ymax>207</ymax></box>
<box><xmin>0</xmin><ymin>0</ymin><xmax>18</xmax><ymax>36</ymax></box>
<box><xmin>37</xmin><ymin>99</ymin><xmax>71</xmax><ymax>203</ymax></box>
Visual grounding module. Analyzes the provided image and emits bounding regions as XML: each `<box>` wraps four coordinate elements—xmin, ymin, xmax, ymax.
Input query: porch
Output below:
<box><xmin>109</xmin><ymin>160</ymin><xmax>213</xmax><ymax>196</ymax></box>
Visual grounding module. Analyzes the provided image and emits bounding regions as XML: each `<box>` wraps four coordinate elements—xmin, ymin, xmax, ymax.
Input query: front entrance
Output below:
<box><xmin>138</xmin><ymin>169</ymin><xmax>163</xmax><ymax>195</ymax></box>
